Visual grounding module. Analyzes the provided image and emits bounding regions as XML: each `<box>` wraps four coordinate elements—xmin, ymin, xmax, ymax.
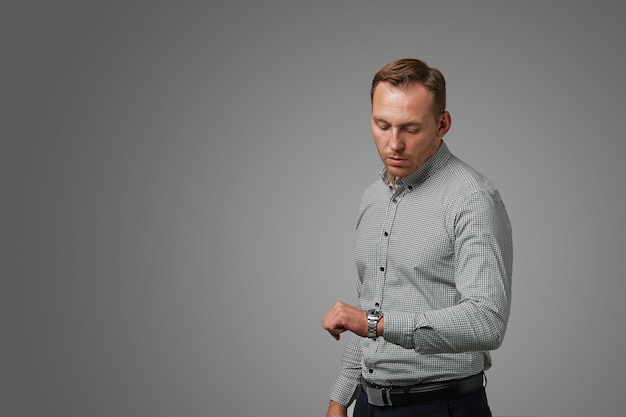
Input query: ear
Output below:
<box><xmin>437</xmin><ymin>111</ymin><xmax>451</xmax><ymax>138</ymax></box>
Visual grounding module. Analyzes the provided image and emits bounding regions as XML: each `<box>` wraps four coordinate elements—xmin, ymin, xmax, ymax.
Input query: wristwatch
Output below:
<box><xmin>366</xmin><ymin>304</ymin><xmax>382</xmax><ymax>340</ymax></box>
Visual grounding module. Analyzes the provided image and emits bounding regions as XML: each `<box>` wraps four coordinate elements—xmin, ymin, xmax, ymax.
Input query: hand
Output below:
<box><xmin>322</xmin><ymin>301</ymin><xmax>368</xmax><ymax>340</ymax></box>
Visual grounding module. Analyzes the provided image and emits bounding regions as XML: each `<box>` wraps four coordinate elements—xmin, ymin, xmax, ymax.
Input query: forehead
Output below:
<box><xmin>371</xmin><ymin>82</ymin><xmax>435</xmax><ymax>120</ymax></box>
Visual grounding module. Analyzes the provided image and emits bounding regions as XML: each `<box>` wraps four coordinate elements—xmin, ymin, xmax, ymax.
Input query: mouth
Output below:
<box><xmin>386</xmin><ymin>157</ymin><xmax>406</xmax><ymax>166</ymax></box>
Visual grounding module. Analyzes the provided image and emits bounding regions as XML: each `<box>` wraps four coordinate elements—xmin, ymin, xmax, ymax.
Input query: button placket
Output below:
<box><xmin>374</xmin><ymin>191</ymin><xmax>400</xmax><ymax>304</ymax></box>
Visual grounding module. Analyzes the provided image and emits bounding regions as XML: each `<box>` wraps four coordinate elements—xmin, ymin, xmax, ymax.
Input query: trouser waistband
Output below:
<box><xmin>361</xmin><ymin>372</ymin><xmax>485</xmax><ymax>407</ymax></box>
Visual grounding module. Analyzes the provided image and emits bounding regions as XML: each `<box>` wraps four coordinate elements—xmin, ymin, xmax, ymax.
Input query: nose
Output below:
<box><xmin>389</xmin><ymin>129</ymin><xmax>404</xmax><ymax>151</ymax></box>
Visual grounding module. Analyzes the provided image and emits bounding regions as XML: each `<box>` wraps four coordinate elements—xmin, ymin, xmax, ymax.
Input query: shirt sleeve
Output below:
<box><xmin>329</xmin><ymin>269</ymin><xmax>365</xmax><ymax>406</ymax></box>
<box><xmin>328</xmin><ymin>332</ymin><xmax>362</xmax><ymax>406</ymax></box>
<box><xmin>383</xmin><ymin>191</ymin><xmax>513</xmax><ymax>354</ymax></box>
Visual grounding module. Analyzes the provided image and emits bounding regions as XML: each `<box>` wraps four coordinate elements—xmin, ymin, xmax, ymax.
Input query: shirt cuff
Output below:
<box><xmin>382</xmin><ymin>310</ymin><xmax>419</xmax><ymax>349</ymax></box>
<box><xmin>329</xmin><ymin>373</ymin><xmax>360</xmax><ymax>407</ymax></box>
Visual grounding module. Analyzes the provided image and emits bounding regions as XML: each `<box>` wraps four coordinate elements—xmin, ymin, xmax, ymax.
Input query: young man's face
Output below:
<box><xmin>371</xmin><ymin>81</ymin><xmax>451</xmax><ymax>181</ymax></box>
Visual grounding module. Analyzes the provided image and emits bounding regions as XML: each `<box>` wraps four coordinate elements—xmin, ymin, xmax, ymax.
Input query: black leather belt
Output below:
<box><xmin>361</xmin><ymin>372</ymin><xmax>484</xmax><ymax>407</ymax></box>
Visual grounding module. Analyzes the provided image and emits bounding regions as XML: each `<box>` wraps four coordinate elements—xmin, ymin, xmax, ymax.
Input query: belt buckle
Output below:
<box><xmin>367</xmin><ymin>386</ymin><xmax>393</xmax><ymax>407</ymax></box>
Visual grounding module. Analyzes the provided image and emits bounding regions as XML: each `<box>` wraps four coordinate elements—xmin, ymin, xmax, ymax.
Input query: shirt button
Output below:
<box><xmin>380</xmin><ymin>267</ymin><xmax>385</xmax><ymax>272</ymax></box>
<box><xmin>392</xmin><ymin>198</ymin><xmax>397</xmax><ymax>203</ymax></box>
<box><xmin>368</xmin><ymin>369</ymin><xmax>374</xmax><ymax>374</ymax></box>
<box><xmin>384</xmin><ymin>231</ymin><xmax>388</xmax><ymax>237</ymax></box>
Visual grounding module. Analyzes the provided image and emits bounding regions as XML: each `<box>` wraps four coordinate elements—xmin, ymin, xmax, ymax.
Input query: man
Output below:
<box><xmin>321</xmin><ymin>59</ymin><xmax>513</xmax><ymax>417</ymax></box>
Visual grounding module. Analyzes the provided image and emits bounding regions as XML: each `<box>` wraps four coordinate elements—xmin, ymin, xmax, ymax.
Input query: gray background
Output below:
<box><xmin>3</xmin><ymin>1</ymin><xmax>625</xmax><ymax>416</ymax></box>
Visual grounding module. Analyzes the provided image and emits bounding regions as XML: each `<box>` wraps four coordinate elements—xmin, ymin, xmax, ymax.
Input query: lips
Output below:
<box><xmin>386</xmin><ymin>157</ymin><xmax>406</xmax><ymax>166</ymax></box>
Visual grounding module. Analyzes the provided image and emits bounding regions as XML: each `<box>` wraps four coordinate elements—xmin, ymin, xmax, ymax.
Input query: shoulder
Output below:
<box><xmin>436</xmin><ymin>154</ymin><xmax>509</xmax><ymax>223</ymax></box>
<box><xmin>443</xmin><ymin>154</ymin><xmax>500</xmax><ymax>197</ymax></box>
<box><xmin>355</xmin><ymin>176</ymin><xmax>389</xmax><ymax>229</ymax></box>
<box><xmin>360</xmin><ymin>174</ymin><xmax>389</xmax><ymax>204</ymax></box>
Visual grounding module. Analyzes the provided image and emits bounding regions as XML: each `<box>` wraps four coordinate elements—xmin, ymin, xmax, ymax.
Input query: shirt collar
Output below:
<box><xmin>380</xmin><ymin>141</ymin><xmax>451</xmax><ymax>189</ymax></box>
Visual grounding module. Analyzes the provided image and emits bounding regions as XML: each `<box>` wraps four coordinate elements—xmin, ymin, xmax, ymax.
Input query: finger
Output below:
<box><xmin>327</xmin><ymin>329</ymin><xmax>340</xmax><ymax>340</ymax></box>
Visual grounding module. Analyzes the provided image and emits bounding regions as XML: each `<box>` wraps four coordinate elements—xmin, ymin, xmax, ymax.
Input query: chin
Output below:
<box><xmin>386</xmin><ymin>167</ymin><xmax>412</xmax><ymax>179</ymax></box>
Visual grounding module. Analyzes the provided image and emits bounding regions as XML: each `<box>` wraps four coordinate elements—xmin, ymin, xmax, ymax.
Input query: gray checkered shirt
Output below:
<box><xmin>329</xmin><ymin>142</ymin><xmax>513</xmax><ymax>406</ymax></box>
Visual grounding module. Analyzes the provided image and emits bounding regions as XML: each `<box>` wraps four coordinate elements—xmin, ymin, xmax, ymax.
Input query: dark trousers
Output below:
<box><xmin>353</xmin><ymin>385</ymin><xmax>492</xmax><ymax>417</ymax></box>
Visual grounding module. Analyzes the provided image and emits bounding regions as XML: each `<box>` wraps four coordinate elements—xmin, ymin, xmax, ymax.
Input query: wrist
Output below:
<box><xmin>326</xmin><ymin>400</ymin><xmax>348</xmax><ymax>417</ymax></box>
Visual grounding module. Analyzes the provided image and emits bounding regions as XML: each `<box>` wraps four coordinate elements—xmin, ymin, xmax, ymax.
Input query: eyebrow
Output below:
<box><xmin>372</xmin><ymin>116</ymin><xmax>423</xmax><ymax>128</ymax></box>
